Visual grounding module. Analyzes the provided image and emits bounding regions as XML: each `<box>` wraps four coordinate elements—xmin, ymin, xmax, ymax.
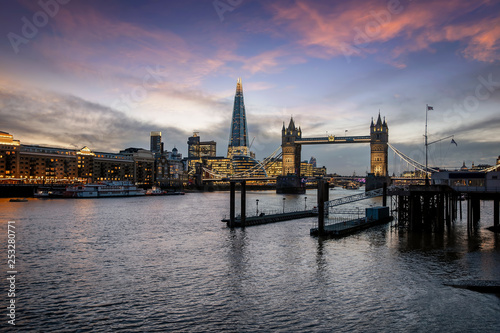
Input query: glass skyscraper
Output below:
<box><xmin>227</xmin><ymin>78</ymin><xmax>249</xmax><ymax>158</ymax></box>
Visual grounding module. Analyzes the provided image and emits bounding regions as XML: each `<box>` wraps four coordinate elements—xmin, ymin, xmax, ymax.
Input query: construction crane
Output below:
<box><xmin>249</xmin><ymin>136</ymin><xmax>256</xmax><ymax>149</ymax></box>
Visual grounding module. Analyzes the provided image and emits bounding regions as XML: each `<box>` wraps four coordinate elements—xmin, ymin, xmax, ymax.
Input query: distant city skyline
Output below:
<box><xmin>1</xmin><ymin>0</ymin><xmax>499</xmax><ymax>175</ymax></box>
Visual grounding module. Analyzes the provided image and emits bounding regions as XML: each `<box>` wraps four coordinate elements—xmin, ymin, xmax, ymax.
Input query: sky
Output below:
<box><xmin>0</xmin><ymin>0</ymin><xmax>499</xmax><ymax>175</ymax></box>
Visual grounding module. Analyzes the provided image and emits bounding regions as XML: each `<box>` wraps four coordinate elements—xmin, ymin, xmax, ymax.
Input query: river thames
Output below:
<box><xmin>1</xmin><ymin>188</ymin><xmax>499</xmax><ymax>332</ymax></box>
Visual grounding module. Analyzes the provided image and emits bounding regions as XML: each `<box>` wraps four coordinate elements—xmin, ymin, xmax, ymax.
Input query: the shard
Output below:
<box><xmin>227</xmin><ymin>78</ymin><xmax>249</xmax><ymax>158</ymax></box>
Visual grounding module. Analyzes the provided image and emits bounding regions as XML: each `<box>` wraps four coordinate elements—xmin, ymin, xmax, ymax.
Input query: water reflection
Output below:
<box><xmin>0</xmin><ymin>192</ymin><xmax>499</xmax><ymax>331</ymax></box>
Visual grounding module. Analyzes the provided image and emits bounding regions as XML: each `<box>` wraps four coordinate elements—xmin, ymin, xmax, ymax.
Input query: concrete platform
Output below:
<box><xmin>222</xmin><ymin>210</ymin><xmax>317</xmax><ymax>227</ymax></box>
<box><xmin>310</xmin><ymin>216</ymin><xmax>393</xmax><ymax>237</ymax></box>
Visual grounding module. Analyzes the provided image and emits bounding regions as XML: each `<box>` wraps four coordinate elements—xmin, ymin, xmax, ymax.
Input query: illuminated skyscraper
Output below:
<box><xmin>227</xmin><ymin>78</ymin><xmax>249</xmax><ymax>158</ymax></box>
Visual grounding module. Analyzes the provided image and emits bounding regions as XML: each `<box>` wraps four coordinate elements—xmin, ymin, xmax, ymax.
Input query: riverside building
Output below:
<box><xmin>0</xmin><ymin>131</ymin><xmax>154</xmax><ymax>185</ymax></box>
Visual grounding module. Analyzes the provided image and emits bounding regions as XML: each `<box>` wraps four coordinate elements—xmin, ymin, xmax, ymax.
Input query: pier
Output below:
<box><xmin>222</xmin><ymin>209</ymin><xmax>317</xmax><ymax>227</ymax></box>
<box><xmin>224</xmin><ymin>177</ymin><xmax>392</xmax><ymax>236</ymax></box>
<box><xmin>390</xmin><ymin>172</ymin><xmax>500</xmax><ymax>232</ymax></box>
<box><xmin>310</xmin><ymin>213</ymin><xmax>393</xmax><ymax>237</ymax></box>
<box><xmin>312</xmin><ymin>179</ymin><xmax>390</xmax><ymax>237</ymax></box>
<box><xmin>389</xmin><ymin>185</ymin><xmax>459</xmax><ymax>231</ymax></box>
<box><xmin>223</xmin><ymin>177</ymin><xmax>319</xmax><ymax>228</ymax></box>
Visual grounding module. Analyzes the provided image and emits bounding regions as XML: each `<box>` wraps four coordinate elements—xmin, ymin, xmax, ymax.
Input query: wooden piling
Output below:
<box><xmin>459</xmin><ymin>197</ymin><xmax>462</xmax><ymax>220</ymax></box>
<box><xmin>392</xmin><ymin>185</ymin><xmax>458</xmax><ymax>231</ymax></box>
<box><xmin>241</xmin><ymin>181</ymin><xmax>246</xmax><ymax>228</ymax></box>
<box><xmin>317</xmin><ymin>179</ymin><xmax>325</xmax><ymax>234</ymax></box>
<box><xmin>229</xmin><ymin>181</ymin><xmax>236</xmax><ymax>228</ymax></box>
<box><xmin>467</xmin><ymin>197</ymin><xmax>471</xmax><ymax>227</ymax></box>
<box><xmin>494</xmin><ymin>198</ymin><xmax>499</xmax><ymax>228</ymax></box>
<box><xmin>472</xmin><ymin>197</ymin><xmax>481</xmax><ymax>224</ymax></box>
<box><xmin>437</xmin><ymin>193</ymin><xmax>444</xmax><ymax>230</ymax></box>
<box><xmin>382</xmin><ymin>182</ymin><xmax>387</xmax><ymax>207</ymax></box>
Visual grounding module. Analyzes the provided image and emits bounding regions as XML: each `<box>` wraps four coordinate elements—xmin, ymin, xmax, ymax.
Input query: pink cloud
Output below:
<box><xmin>241</xmin><ymin>49</ymin><xmax>289</xmax><ymax>74</ymax></box>
<box><xmin>268</xmin><ymin>0</ymin><xmax>500</xmax><ymax>65</ymax></box>
<box><xmin>26</xmin><ymin>5</ymin><xmax>227</xmax><ymax>87</ymax></box>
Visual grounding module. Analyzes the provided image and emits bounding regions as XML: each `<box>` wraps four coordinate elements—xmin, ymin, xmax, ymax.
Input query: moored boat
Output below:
<box><xmin>34</xmin><ymin>190</ymin><xmax>50</xmax><ymax>198</ymax></box>
<box><xmin>165</xmin><ymin>191</ymin><xmax>185</xmax><ymax>195</ymax></box>
<box><xmin>10</xmin><ymin>198</ymin><xmax>28</xmax><ymax>202</ymax></box>
<box><xmin>64</xmin><ymin>181</ymin><xmax>146</xmax><ymax>198</ymax></box>
<box><xmin>146</xmin><ymin>187</ymin><xmax>165</xmax><ymax>196</ymax></box>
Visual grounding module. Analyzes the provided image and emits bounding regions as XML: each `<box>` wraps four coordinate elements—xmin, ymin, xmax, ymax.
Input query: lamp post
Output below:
<box><xmin>345</xmin><ymin>129</ymin><xmax>348</xmax><ymax>137</ymax></box>
<box><xmin>256</xmin><ymin>199</ymin><xmax>259</xmax><ymax>215</ymax></box>
<box><xmin>283</xmin><ymin>197</ymin><xmax>286</xmax><ymax>213</ymax></box>
<box><xmin>305</xmin><ymin>196</ymin><xmax>308</xmax><ymax>210</ymax></box>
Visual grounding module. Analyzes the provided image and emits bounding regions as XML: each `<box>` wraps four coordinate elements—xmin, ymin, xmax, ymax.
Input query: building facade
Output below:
<box><xmin>0</xmin><ymin>132</ymin><xmax>20</xmax><ymax>180</ymax></box>
<box><xmin>150</xmin><ymin>131</ymin><xmax>162</xmax><ymax>154</ymax></box>
<box><xmin>188</xmin><ymin>132</ymin><xmax>216</xmax><ymax>159</ymax></box>
<box><xmin>0</xmin><ymin>132</ymin><xmax>154</xmax><ymax>185</ymax></box>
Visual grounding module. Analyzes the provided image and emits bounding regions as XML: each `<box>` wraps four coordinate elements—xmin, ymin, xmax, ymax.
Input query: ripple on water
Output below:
<box><xmin>1</xmin><ymin>192</ymin><xmax>499</xmax><ymax>332</ymax></box>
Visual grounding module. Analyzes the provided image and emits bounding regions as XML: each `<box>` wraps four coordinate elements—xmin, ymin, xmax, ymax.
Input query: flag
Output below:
<box><xmin>451</xmin><ymin>139</ymin><xmax>457</xmax><ymax>146</ymax></box>
<box><xmin>427</xmin><ymin>105</ymin><xmax>434</xmax><ymax>110</ymax></box>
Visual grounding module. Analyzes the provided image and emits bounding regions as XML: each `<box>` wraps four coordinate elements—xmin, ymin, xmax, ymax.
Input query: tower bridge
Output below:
<box><xmin>278</xmin><ymin>114</ymin><xmax>389</xmax><ymax>193</ymax></box>
<box><xmin>194</xmin><ymin>78</ymin><xmax>438</xmax><ymax>188</ymax></box>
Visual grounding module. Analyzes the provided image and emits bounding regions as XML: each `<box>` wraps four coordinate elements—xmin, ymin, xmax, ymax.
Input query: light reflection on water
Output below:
<box><xmin>0</xmin><ymin>189</ymin><xmax>499</xmax><ymax>332</ymax></box>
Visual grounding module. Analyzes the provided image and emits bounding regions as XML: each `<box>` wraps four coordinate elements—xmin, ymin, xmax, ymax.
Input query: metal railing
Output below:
<box><xmin>325</xmin><ymin>188</ymin><xmax>383</xmax><ymax>208</ymax></box>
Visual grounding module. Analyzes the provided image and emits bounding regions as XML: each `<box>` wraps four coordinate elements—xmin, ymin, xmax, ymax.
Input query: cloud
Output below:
<box><xmin>9</xmin><ymin>3</ymin><xmax>229</xmax><ymax>88</ymax></box>
<box><xmin>0</xmin><ymin>86</ymin><xmax>190</xmax><ymax>153</ymax></box>
<box><xmin>439</xmin><ymin>115</ymin><xmax>500</xmax><ymax>141</ymax></box>
<box><xmin>267</xmin><ymin>0</ymin><xmax>500</xmax><ymax>66</ymax></box>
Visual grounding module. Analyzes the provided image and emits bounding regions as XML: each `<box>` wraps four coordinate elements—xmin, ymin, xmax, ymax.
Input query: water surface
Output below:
<box><xmin>0</xmin><ymin>189</ymin><xmax>499</xmax><ymax>332</ymax></box>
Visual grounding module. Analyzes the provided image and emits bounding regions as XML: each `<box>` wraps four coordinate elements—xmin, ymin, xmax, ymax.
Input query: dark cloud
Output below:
<box><xmin>0</xmin><ymin>87</ymin><xmax>190</xmax><ymax>153</ymax></box>
<box><xmin>438</xmin><ymin>115</ymin><xmax>500</xmax><ymax>138</ymax></box>
<box><xmin>1</xmin><ymin>85</ymin><xmax>497</xmax><ymax>175</ymax></box>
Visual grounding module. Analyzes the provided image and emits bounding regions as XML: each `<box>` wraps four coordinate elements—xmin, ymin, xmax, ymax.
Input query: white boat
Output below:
<box><xmin>64</xmin><ymin>181</ymin><xmax>146</xmax><ymax>198</ymax></box>
<box><xmin>34</xmin><ymin>190</ymin><xmax>50</xmax><ymax>198</ymax></box>
<box><xmin>146</xmin><ymin>186</ymin><xmax>165</xmax><ymax>196</ymax></box>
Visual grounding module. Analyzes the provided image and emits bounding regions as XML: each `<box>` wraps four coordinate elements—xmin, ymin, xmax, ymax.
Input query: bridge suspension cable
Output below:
<box><xmin>389</xmin><ymin>143</ymin><xmax>498</xmax><ymax>174</ymax></box>
<box><xmin>199</xmin><ymin>145</ymin><xmax>283</xmax><ymax>179</ymax></box>
<box><xmin>480</xmin><ymin>164</ymin><xmax>500</xmax><ymax>173</ymax></box>
<box><xmin>388</xmin><ymin>143</ymin><xmax>440</xmax><ymax>175</ymax></box>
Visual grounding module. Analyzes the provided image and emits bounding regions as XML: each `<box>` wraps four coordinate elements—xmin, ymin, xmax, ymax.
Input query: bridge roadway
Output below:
<box><xmin>296</xmin><ymin>135</ymin><xmax>371</xmax><ymax>145</ymax></box>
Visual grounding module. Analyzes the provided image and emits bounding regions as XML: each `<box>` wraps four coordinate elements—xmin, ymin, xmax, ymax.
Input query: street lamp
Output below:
<box><xmin>305</xmin><ymin>196</ymin><xmax>308</xmax><ymax>210</ymax></box>
<box><xmin>345</xmin><ymin>129</ymin><xmax>348</xmax><ymax>137</ymax></box>
<box><xmin>283</xmin><ymin>197</ymin><xmax>286</xmax><ymax>213</ymax></box>
<box><xmin>256</xmin><ymin>199</ymin><xmax>259</xmax><ymax>215</ymax></box>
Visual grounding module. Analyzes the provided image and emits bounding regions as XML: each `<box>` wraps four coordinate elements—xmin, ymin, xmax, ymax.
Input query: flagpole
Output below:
<box><xmin>425</xmin><ymin>104</ymin><xmax>429</xmax><ymax>185</ymax></box>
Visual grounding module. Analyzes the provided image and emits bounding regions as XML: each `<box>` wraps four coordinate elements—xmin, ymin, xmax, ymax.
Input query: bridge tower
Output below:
<box><xmin>370</xmin><ymin>113</ymin><xmax>389</xmax><ymax>177</ymax></box>
<box><xmin>277</xmin><ymin>117</ymin><xmax>305</xmax><ymax>194</ymax></box>
<box><xmin>281</xmin><ymin>117</ymin><xmax>302</xmax><ymax>176</ymax></box>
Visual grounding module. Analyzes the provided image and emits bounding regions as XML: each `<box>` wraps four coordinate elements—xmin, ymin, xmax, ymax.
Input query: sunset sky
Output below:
<box><xmin>1</xmin><ymin>0</ymin><xmax>499</xmax><ymax>175</ymax></box>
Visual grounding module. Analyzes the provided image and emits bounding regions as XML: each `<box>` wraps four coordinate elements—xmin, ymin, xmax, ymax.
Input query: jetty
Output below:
<box><xmin>222</xmin><ymin>209</ymin><xmax>317</xmax><ymax>227</ymax></box>
<box><xmin>310</xmin><ymin>205</ymin><xmax>392</xmax><ymax>237</ymax></box>
<box><xmin>223</xmin><ymin>177</ymin><xmax>392</xmax><ymax>236</ymax></box>
<box><xmin>310</xmin><ymin>214</ymin><xmax>393</xmax><ymax>237</ymax></box>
